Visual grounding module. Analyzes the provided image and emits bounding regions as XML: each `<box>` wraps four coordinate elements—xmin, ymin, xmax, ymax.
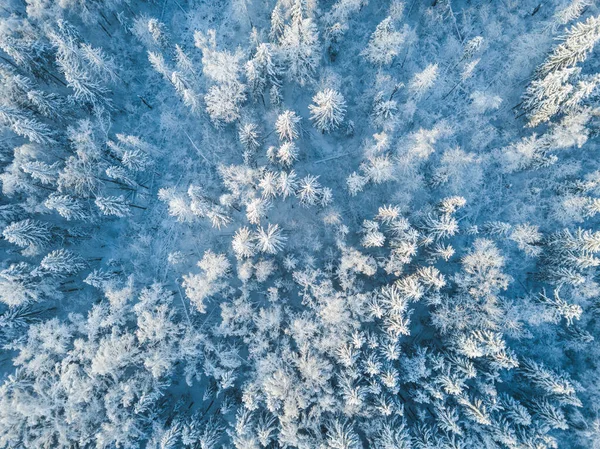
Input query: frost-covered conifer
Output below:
<box><xmin>361</xmin><ymin>220</ymin><xmax>386</xmax><ymax>248</ymax></box>
<box><xmin>360</xmin><ymin>156</ymin><xmax>395</xmax><ymax>184</ymax></box>
<box><xmin>183</xmin><ymin>251</ymin><xmax>231</xmax><ymax>313</ymax></box>
<box><xmin>275</xmin><ymin>110</ymin><xmax>301</xmax><ymax>141</ymax></box>
<box><xmin>148</xmin><ymin>51</ymin><xmax>170</xmax><ymax>78</ymax></box>
<box><xmin>537</xmin><ymin>289</ymin><xmax>583</xmax><ymax>325</ymax></box>
<box><xmin>95</xmin><ymin>195</ymin><xmax>131</xmax><ymax>217</ymax></box>
<box><xmin>501</xmin><ymin>134</ymin><xmax>556</xmax><ymax>172</ymax></box>
<box><xmin>409</xmin><ymin>63</ymin><xmax>438</xmax><ymax>97</ymax></box>
<box><xmin>246</xmin><ymin>43</ymin><xmax>280</xmax><ymax>97</ymax></box>
<box><xmin>208</xmin><ymin>205</ymin><xmax>232</xmax><ymax>229</ymax></box>
<box><xmin>48</xmin><ymin>21</ymin><xmax>112</xmax><ymax>107</ymax></box>
<box><xmin>553</xmin><ymin>0</ymin><xmax>592</xmax><ymax>29</ymax></box>
<box><xmin>523</xmin><ymin>15</ymin><xmax>600</xmax><ymax>126</ymax></box>
<box><xmin>3</xmin><ymin>219</ymin><xmax>51</xmax><ymax>251</ymax></box>
<box><xmin>205</xmin><ymin>83</ymin><xmax>247</xmax><ymax>125</ymax></box>
<box><xmin>255</xmin><ymin>223</ymin><xmax>287</xmax><ymax>254</ymax></box>
<box><xmin>159</xmin><ymin>188</ymin><xmax>195</xmax><ymax>223</ymax></box>
<box><xmin>376</xmin><ymin>205</ymin><xmax>401</xmax><ymax>223</ymax></box>
<box><xmin>279</xmin><ymin>17</ymin><xmax>320</xmax><ymax>86</ymax></box>
<box><xmin>509</xmin><ymin>223</ymin><xmax>542</xmax><ymax>257</ymax></box>
<box><xmin>309</xmin><ymin>89</ymin><xmax>346</xmax><ymax>132</ymax></box>
<box><xmin>175</xmin><ymin>44</ymin><xmax>195</xmax><ymax>75</ymax></box>
<box><xmin>0</xmin><ymin>106</ymin><xmax>54</xmax><ymax>144</ymax></box>
<box><xmin>276</xmin><ymin>141</ymin><xmax>299</xmax><ymax>166</ymax></box>
<box><xmin>462</xmin><ymin>36</ymin><xmax>484</xmax><ymax>60</ymax></box>
<box><xmin>19</xmin><ymin>161</ymin><xmax>57</xmax><ymax>187</ymax></box>
<box><xmin>239</xmin><ymin>123</ymin><xmax>261</xmax><ymax>164</ymax></box>
<box><xmin>233</xmin><ymin>226</ymin><xmax>257</xmax><ymax>258</ymax></box>
<box><xmin>456</xmin><ymin>239</ymin><xmax>510</xmax><ymax>301</ymax></box>
<box><xmin>540</xmin><ymin>228</ymin><xmax>600</xmax><ymax>285</ymax></box>
<box><xmin>40</xmin><ymin>249</ymin><xmax>85</xmax><ymax>276</ymax></box>
<box><xmin>541</xmin><ymin>15</ymin><xmax>600</xmax><ymax>76</ymax></box>
<box><xmin>187</xmin><ymin>185</ymin><xmax>211</xmax><ymax>217</ymax></box>
<box><xmin>171</xmin><ymin>71</ymin><xmax>201</xmax><ymax>113</ymax></box>
<box><xmin>0</xmin><ymin>263</ymin><xmax>42</xmax><ymax>307</ymax></box>
<box><xmin>258</xmin><ymin>171</ymin><xmax>279</xmax><ymax>199</ymax></box>
<box><xmin>347</xmin><ymin>172</ymin><xmax>368</xmax><ymax>196</ymax></box>
<box><xmin>246</xmin><ymin>197</ymin><xmax>271</xmax><ymax>224</ymax></box>
<box><xmin>362</xmin><ymin>17</ymin><xmax>407</xmax><ymax>66</ymax></box>
<box><xmin>270</xmin><ymin>4</ymin><xmax>285</xmax><ymax>41</ymax></box>
<box><xmin>297</xmin><ymin>174</ymin><xmax>323</xmax><ymax>206</ymax></box>
<box><xmin>278</xmin><ymin>170</ymin><xmax>299</xmax><ymax>198</ymax></box>
<box><xmin>148</xmin><ymin>18</ymin><xmax>169</xmax><ymax>46</ymax></box>
<box><xmin>372</xmin><ymin>94</ymin><xmax>399</xmax><ymax>128</ymax></box>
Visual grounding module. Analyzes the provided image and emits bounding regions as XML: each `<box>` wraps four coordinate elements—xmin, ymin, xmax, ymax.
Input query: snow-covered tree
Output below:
<box><xmin>255</xmin><ymin>223</ymin><xmax>287</xmax><ymax>254</ymax></box>
<box><xmin>3</xmin><ymin>219</ymin><xmax>51</xmax><ymax>252</ymax></box>
<box><xmin>183</xmin><ymin>251</ymin><xmax>231</xmax><ymax>313</ymax></box>
<box><xmin>409</xmin><ymin>63</ymin><xmax>438</xmax><ymax>97</ymax></box>
<box><xmin>275</xmin><ymin>110</ymin><xmax>301</xmax><ymax>141</ymax></box>
<box><xmin>309</xmin><ymin>89</ymin><xmax>346</xmax><ymax>132</ymax></box>
<box><xmin>40</xmin><ymin>249</ymin><xmax>85</xmax><ymax>276</ymax></box>
<box><xmin>362</xmin><ymin>17</ymin><xmax>407</xmax><ymax>66</ymax></box>
<box><xmin>233</xmin><ymin>226</ymin><xmax>257</xmax><ymax>259</ymax></box>
<box><xmin>279</xmin><ymin>17</ymin><xmax>320</xmax><ymax>86</ymax></box>
<box><xmin>95</xmin><ymin>195</ymin><xmax>131</xmax><ymax>217</ymax></box>
<box><xmin>205</xmin><ymin>82</ymin><xmax>247</xmax><ymax>125</ymax></box>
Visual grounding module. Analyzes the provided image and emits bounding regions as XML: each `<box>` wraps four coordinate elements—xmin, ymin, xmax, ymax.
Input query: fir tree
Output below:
<box><xmin>309</xmin><ymin>89</ymin><xmax>346</xmax><ymax>133</ymax></box>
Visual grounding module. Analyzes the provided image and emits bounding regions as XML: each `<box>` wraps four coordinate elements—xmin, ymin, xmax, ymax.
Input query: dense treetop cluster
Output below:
<box><xmin>0</xmin><ymin>0</ymin><xmax>600</xmax><ymax>448</ymax></box>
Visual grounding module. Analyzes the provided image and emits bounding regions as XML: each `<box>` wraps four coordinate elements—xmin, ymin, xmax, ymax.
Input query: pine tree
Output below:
<box><xmin>175</xmin><ymin>44</ymin><xmax>196</xmax><ymax>75</ymax></box>
<box><xmin>541</xmin><ymin>15</ymin><xmax>600</xmax><ymax>76</ymax></box>
<box><xmin>270</xmin><ymin>4</ymin><xmax>285</xmax><ymax>42</ymax></box>
<box><xmin>147</xmin><ymin>18</ymin><xmax>169</xmax><ymax>46</ymax></box>
<box><xmin>275</xmin><ymin>110</ymin><xmax>301</xmax><ymax>141</ymax></box>
<box><xmin>360</xmin><ymin>156</ymin><xmax>394</xmax><ymax>184</ymax></box>
<box><xmin>0</xmin><ymin>263</ymin><xmax>40</xmax><ymax>307</ymax></box>
<box><xmin>259</xmin><ymin>171</ymin><xmax>278</xmax><ymax>199</ymax></box>
<box><xmin>309</xmin><ymin>89</ymin><xmax>346</xmax><ymax>132</ymax></box>
<box><xmin>276</xmin><ymin>142</ymin><xmax>299</xmax><ymax>167</ymax></box>
<box><xmin>95</xmin><ymin>195</ymin><xmax>132</xmax><ymax>217</ymax></box>
<box><xmin>194</xmin><ymin>30</ymin><xmax>244</xmax><ymax>85</ymax></box>
<box><xmin>255</xmin><ymin>223</ymin><xmax>286</xmax><ymax>254</ymax></box>
<box><xmin>205</xmin><ymin>82</ymin><xmax>247</xmax><ymax>125</ymax></box>
<box><xmin>45</xmin><ymin>194</ymin><xmax>88</xmax><ymax>221</ymax></box>
<box><xmin>362</xmin><ymin>17</ymin><xmax>407</xmax><ymax>66</ymax></box>
<box><xmin>0</xmin><ymin>106</ymin><xmax>54</xmax><ymax>144</ymax></box>
<box><xmin>326</xmin><ymin>420</ymin><xmax>362</xmax><ymax>449</ymax></box>
<box><xmin>523</xmin><ymin>15</ymin><xmax>600</xmax><ymax>126</ymax></box>
<box><xmin>20</xmin><ymin>161</ymin><xmax>59</xmax><ymax>185</ymax></box>
<box><xmin>2</xmin><ymin>219</ymin><xmax>51</xmax><ymax>250</ymax></box>
<box><xmin>552</xmin><ymin>0</ymin><xmax>592</xmax><ymax>30</ymax></box>
<box><xmin>297</xmin><ymin>174</ymin><xmax>323</xmax><ymax>206</ymax></box>
<box><xmin>277</xmin><ymin>170</ymin><xmax>299</xmax><ymax>198</ymax></box>
<box><xmin>409</xmin><ymin>63</ymin><xmax>439</xmax><ymax>98</ymax></box>
<box><xmin>232</xmin><ymin>227</ymin><xmax>257</xmax><ymax>259</ymax></box>
<box><xmin>40</xmin><ymin>249</ymin><xmax>85</xmax><ymax>276</ymax></box>
<box><xmin>246</xmin><ymin>43</ymin><xmax>280</xmax><ymax>98</ymax></box>
<box><xmin>280</xmin><ymin>17</ymin><xmax>320</xmax><ymax>86</ymax></box>
<box><xmin>239</xmin><ymin>123</ymin><xmax>261</xmax><ymax>163</ymax></box>
<box><xmin>372</xmin><ymin>94</ymin><xmax>399</xmax><ymax>128</ymax></box>
<box><xmin>537</xmin><ymin>289</ymin><xmax>583</xmax><ymax>325</ymax></box>
<box><xmin>347</xmin><ymin>172</ymin><xmax>368</xmax><ymax>196</ymax></box>
<box><xmin>182</xmin><ymin>251</ymin><xmax>231</xmax><ymax>313</ymax></box>
<box><xmin>48</xmin><ymin>21</ymin><xmax>112</xmax><ymax>107</ymax></box>
<box><xmin>148</xmin><ymin>51</ymin><xmax>171</xmax><ymax>79</ymax></box>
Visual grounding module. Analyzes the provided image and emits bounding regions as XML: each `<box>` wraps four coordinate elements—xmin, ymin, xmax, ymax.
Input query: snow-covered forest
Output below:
<box><xmin>1</xmin><ymin>0</ymin><xmax>600</xmax><ymax>447</ymax></box>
